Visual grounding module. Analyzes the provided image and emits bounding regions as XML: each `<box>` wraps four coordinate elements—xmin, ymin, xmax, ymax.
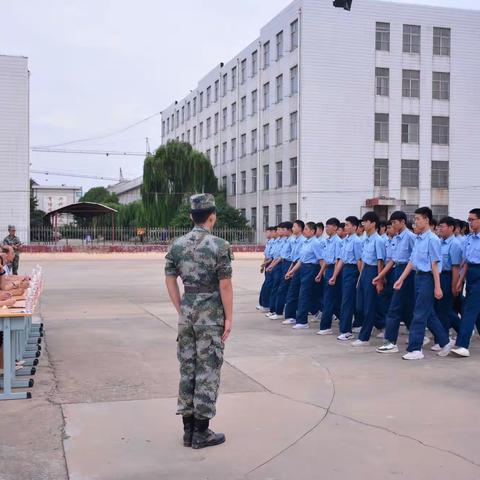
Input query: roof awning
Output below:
<box><xmin>43</xmin><ymin>202</ymin><xmax>117</xmax><ymax>219</ymax></box>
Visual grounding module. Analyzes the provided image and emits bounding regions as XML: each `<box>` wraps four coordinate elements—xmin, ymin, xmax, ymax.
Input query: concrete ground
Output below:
<box><xmin>1</xmin><ymin>253</ymin><xmax>480</xmax><ymax>480</ymax></box>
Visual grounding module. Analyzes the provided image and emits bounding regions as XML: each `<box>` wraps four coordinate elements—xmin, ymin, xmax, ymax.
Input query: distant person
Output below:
<box><xmin>3</xmin><ymin>225</ymin><xmax>22</xmax><ymax>274</ymax></box>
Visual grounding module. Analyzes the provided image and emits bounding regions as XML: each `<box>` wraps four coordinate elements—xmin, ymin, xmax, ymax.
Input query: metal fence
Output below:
<box><xmin>26</xmin><ymin>226</ymin><xmax>256</xmax><ymax>246</ymax></box>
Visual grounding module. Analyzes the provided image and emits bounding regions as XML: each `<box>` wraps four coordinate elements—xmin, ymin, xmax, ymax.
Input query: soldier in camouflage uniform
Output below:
<box><xmin>165</xmin><ymin>193</ymin><xmax>233</xmax><ymax>449</ymax></box>
<box><xmin>3</xmin><ymin>226</ymin><xmax>22</xmax><ymax>275</ymax></box>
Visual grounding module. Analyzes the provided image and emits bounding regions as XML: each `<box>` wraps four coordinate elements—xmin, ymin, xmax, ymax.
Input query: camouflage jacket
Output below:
<box><xmin>165</xmin><ymin>226</ymin><xmax>233</xmax><ymax>326</ymax></box>
<box><xmin>3</xmin><ymin>235</ymin><xmax>21</xmax><ymax>254</ymax></box>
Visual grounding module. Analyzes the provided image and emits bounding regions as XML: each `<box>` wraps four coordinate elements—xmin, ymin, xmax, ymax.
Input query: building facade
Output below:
<box><xmin>108</xmin><ymin>176</ymin><xmax>142</xmax><ymax>205</ymax></box>
<box><xmin>0</xmin><ymin>55</ymin><xmax>30</xmax><ymax>240</ymax></box>
<box><xmin>161</xmin><ymin>0</ymin><xmax>480</xmax><ymax>238</ymax></box>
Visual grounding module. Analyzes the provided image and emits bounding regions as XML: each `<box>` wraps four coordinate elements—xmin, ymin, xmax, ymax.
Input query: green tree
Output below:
<box><xmin>142</xmin><ymin>141</ymin><xmax>218</xmax><ymax>226</ymax></box>
<box><xmin>30</xmin><ymin>179</ymin><xmax>46</xmax><ymax>227</ymax></box>
<box><xmin>80</xmin><ymin>186</ymin><xmax>119</xmax><ymax>204</ymax></box>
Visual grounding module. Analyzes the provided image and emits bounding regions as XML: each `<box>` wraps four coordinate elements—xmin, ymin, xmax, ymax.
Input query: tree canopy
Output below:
<box><xmin>80</xmin><ymin>186</ymin><xmax>119</xmax><ymax>204</ymax></box>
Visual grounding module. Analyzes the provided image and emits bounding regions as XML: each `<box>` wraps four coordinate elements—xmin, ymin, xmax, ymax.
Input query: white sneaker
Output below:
<box><xmin>352</xmin><ymin>327</ymin><xmax>361</xmax><ymax>333</ymax></box>
<box><xmin>317</xmin><ymin>328</ymin><xmax>333</xmax><ymax>336</ymax></box>
<box><xmin>423</xmin><ymin>336</ymin><xmax>430</xmax><ymax>346</ymax></box>
<box><xmin>450</xmin><ymin>346</ymin><xmax>470</xmax><ymax>357</ymax></box>
<box><xmin>282</xmin><ymin>318</ymin><xmax>296</xmax><ymax>325</ymax></box>
<box><xmin>260</xmin><ymin>307</ymin><xmax>270</xmax><ymax>312</ymax></box>
<box><xmin>438</xmin><ymin>339</ymin><xmax>455</xmax><ymax>357</ymax></box>
<box><xmin>310</xmin><ymin>315</ymin><xmax>320</xmax><ymax>323</ymax></box>
<box><xmin>292</xmin><ymin>323</ymin><xmax>310</xmax><ymax>330</ymax></box>
<box><xmin>265</xmin><ymin>312</ymin><xmax>273</xmax><ymax>318</ymax></box>
<box><xmin>269</xmin><ymin>314</ymin><xmax>280</xmax><ymax>320</ymax></box>
<box><xmin>255</xmin><ymin>305</ymin><xmax>262</xmax><ymax>310</ymax></box>
<box><xmin>376</xmin><ymin>343</ymin><xmax>399</xmax><ymax>353</ymax></box>
<box><xmin>337</xmin><ymin>332</ymin><xmax>354</xmax><ymax>341</ymax></box>
<box><xmin>351</xmin><ymin>339</ymin><xmax>369</xmax><ymax>347</ymax></box>
<box><xmin>430</xmin><ymin>344</ymin><xmax>442</xmax><ymax>352</ymax></box>
<box><xmin>402</xmin><ymin>350</ymin><xmax>424</xmax><ymax>360</ymax></box>
<box><xmin>376</xmin><ymin>330</ymin><xmax>385</xmax><ymax>339</ymax></box>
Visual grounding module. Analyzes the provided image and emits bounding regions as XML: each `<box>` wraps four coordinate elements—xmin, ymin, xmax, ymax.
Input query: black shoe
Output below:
<box><xmin>182</xmin><ymin>416</ymin><xmax>194</xmax><ymax>447</ymax></box>
<box><xmin>191</xmin><ymin>418</ymin><xmax>226</xmax><ymax>449</ymax></box>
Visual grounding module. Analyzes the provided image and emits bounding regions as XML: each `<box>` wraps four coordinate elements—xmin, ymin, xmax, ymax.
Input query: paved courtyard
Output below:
<box><xmin>1</xmin><ymin>253</ymin><xmax>480</xmax><ymax>480</ymax></box>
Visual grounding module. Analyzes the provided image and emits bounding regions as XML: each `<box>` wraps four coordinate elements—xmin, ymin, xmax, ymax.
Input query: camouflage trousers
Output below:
<box><xmin>12</xmin><ymin>255</ymin><xmax>19</xmax><ymax>275</ymax></box>
<box><xmin>177</xmin><ymin>324</ymin><xmax>224</xmax><ymax>420</ymax></box>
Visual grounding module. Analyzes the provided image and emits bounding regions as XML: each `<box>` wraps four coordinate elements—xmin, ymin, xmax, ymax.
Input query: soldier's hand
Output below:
<box><xmin>222</xmin><ymin>318</ymin><xmax>233</xmax><ymax>342</ymax></box>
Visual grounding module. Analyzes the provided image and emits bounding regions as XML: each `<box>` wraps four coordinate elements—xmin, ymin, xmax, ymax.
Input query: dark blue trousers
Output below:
<box><xmin>310</xmin><ymin>275</ymin><xmax>324</xmax><ymax>315</ymax></box>
<box><xmin>259</xmin><ymin>270</ymin><xmax>273</xmax><ymax>308</ymax></box>
<box><xmin>339</xmin><ymin>265</ymin><xmax>360</xmax><ymax>334</ymax></box>
<box><xmin>434</xmin><ymin>271</ymin><xmax>461</xmax><ymax>339</ymax></box>
<box><xmin>358</xmin><ymin>266</ymin><xmax>382</xmax><ymax>341</ymax></box>
<box><xmin>376</xmin><ymin>271</ymin><xmax>394</xmax><ymax>329</ymax></box>
<box><xmin>275</xmin><ymin>261</ymin><xmax>292</xmax><ymax>315</ymax></box>
<box><xmin>407</xmin><ymin>273</ymin><xmax>449</xmax><ymax>352</ymax></box>
<box><xmin>319</xmin><ymin>265</ymin><xmax>342</xmax><ymax>330</ymax></box>
<box><xmin>284</xmin><ymin>270</ymin><xmax>301</xmax><ymax>320</ymax></box>
<box><xmin>455</xmin><ymin>266</ymin><xmax>480</xmax><ymax>349</ymax></box>
<box><xmin>269</xmin><ymin>264</ymin><xmax>283</xmax><ymax>313</ymax></box>
<box><xmin>296</xmin><ymin>264</ymin><xmax>320</xmax><ymax>325</ymax></box>
<box><xmin>384</xmin><ymin>265</ymin><xmax>415</xmax><ymax>344</ymax></box>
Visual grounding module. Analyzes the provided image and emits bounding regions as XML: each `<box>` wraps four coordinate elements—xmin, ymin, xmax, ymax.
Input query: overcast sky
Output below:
<box><xmin>1</xmin><ymin>0</ymin><xmax>478</xmax><ymax>193</ymax></box>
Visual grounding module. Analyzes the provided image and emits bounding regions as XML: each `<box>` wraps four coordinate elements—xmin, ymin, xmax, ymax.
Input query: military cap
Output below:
<box><xmin>190</xmin><ymin>193</ymin><xmax>216</xmax><ymax>212</ymax></box>
<box><xmin>8</xmin><ymin>225</ymin><xmax>15</xmax><ymax>230</ymax></box>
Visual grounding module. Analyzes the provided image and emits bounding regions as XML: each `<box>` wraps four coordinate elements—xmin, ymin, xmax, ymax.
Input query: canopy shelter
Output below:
<box><xmin>44</xmin><ymin>202</ymin><xmax>118</xmax><ymax>242</ymax></box>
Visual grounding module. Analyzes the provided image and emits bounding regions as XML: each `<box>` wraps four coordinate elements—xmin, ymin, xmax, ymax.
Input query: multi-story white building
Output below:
<box><xmin>0</xmin><ymin>55</ymin><xmax>30</xmax><ymax>240</ymax></box>
<box><xmin>161</xmin><ymin>0</ymin><xmax>480</xmax><ymax>238</ymax></box>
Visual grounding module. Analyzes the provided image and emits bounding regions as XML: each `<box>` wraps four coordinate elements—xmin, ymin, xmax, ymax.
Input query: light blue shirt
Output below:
<box><xmin>299</xmin><ymin>237</ymin><xmax>324</xmax><ymax>264</ymax></box>
<box><xmin>291</xmin><ymin>235</ymin><xmax>307</xmax><ymax>262</ymax></box>
<box><xmin>391</xmin><ymin>228</ymin><xmax>416</xmax><ymax>263</ymax></box>
<box><xmin>280</xmin><ymin>235</ymin><xmax>296</xmax><ymax>261</ymax></box>
<box><xmin>323</xmin><ymin>234</ymin><xmax>343</xmax><ymax>265</ymax></box>
<box><xmin>340</xmin><ymin>234</ymin><xmax>362</xmax><ymax>264</ymax></box>
<box><xmin>271</xmin><ymin>238</ymin><xmax>285</xmax><ymax>259</ymax></box>
<box><xmin>361</xmin><ymin>232</ymin><xmax>386</xmax><ymax>266</ymax></box>
<box><xmin>463</xmin><ymin>232</ymin><xmax>480</xmax><ymax>264</ymax></box>
<box><xmin>264</xmin><ymin>239</ymin><xmax>274</xmax><ymax>258</ymax></box>
<box><xmin>385</xmin><ymin>236</ymin><xmax>394</xmax><ymax>261</ymax></box>
<box><xmin>441</xmin><ymin>235</ymin><xmax>463</xmax><ymax>271</ymax></box>
<box><xmin>410</xmin><ymin>230</ymin><xmax>442</xmax><ymax>272</ymax></box>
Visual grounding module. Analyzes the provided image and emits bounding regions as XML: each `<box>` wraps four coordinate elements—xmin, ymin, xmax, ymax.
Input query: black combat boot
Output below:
<box><xmin>182</xmin><ymin>416</ymin><xmax>194</xmax><ymax>447</ymax></box>
<box><xmin>191</xmin><ymin>418</ymin><xmax>226</xmax><ymax>449</ymax></box>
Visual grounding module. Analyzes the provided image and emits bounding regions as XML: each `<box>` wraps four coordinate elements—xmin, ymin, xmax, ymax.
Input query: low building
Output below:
<box><xmin>108</xmin><ymin>176</ymin><xmax>142</xmax><ymax>205</ymax></box>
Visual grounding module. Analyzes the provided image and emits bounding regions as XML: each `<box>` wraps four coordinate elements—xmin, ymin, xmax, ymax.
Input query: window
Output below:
<box><xmin>376</xmin><ymin>22</ymin><xmax>390</xmax><ymax>51</ymax></box>
<box><xmin>263</xmin><ymin>206</ymin><xmax>269</xmax><ymax>230</ymax></box>
<box><xmin>375</xmin><ymin>113</ymin><xmax>389</xmax><ymax>142</ymax></box>
<box><xmin>214</xmin><ymin>112</ymin><xmax>219</xmax><ymax>134</ymax></box>
<box><xmin>433</xmin><ymin>27</ymin><xmax>451</xmax><ymax>56</ymax></box>
<box><xmin>222</xmin><ymin>73</ymin><xmax>228</xmax><ymax>96</ymax></box>
<box><xmin>276</xmin><ymin>31</ymin><xmax>284</xmax><ymax>59</ymax></box>
<box><xmin>181</xmin><ymin>133</ymin><xmax>185</xmax><ymax>142</ymax></box>
<box><xmin>263</xmin><ymin>165</ymin><xmax>269</xmax><ymax>190</ymax></box>
<box><xmin>433</xmin><ymin>72</ymin><xmax>450</xmax><ymax>100</ymax></box>
<box><xmin>199</xmin><ymin>122</ymin><xmax>203</xmax><ymax>140</ymax></box>
<box><xmin>193</xmin><ymin>97</ymin><xmax>197</xmax><ymax>116</ymax></box>
<box><xmin>401</xmin><ymin>115</ymin><xmax>419</xmax><ymax>144</ymax></box>
<box><xmin>289</xmin><ymin>203</ymin><xmax>297</xmax><ymax>222</ymax></box>
<box><xmin>275</xmin><ymin>205</ymin><xmax>283</xmax><ymax>225</ymax></box>
<box><xmin>241</xmin><ymin>134</ymin><xmax>247</xmax><ymax>157</ymax></box>
<box><xmin>193</xmin><ymin>126</ymin><xmax>197</xmax><ymax>144</ymax></box>
<box><xmin>251</xmin><ymin>89</ymin><xmax>258</xmax><ymax>114</ymax></box>
<box><xmin>375</xmin><ymin>68</ymin><xmax>389</xmax><ymax>96</ymax></box>
<box><xmin>187</xmin><ymin>102</ymin><xmax>191</xmax><ymax>120</ymax></box>
<box><xmin>206</xmin><ymin>148</ymin><xmax>210</xmax><ymax>160</ymax></box>
<box><xmin>401</xmin><ymin>159</ymin><xmax>419</xmax><ymax>187</ymax></box>
<box><xmin>186</xmin><ymin>130</ymin><xmax>190</xmax><ymax>143</ymax></box>
<box><xmin>231</xmin><ymin>102</ymin><xmax>237</xmax><ymax>125</ymax></box>
<box><xmin>290</xmin><ymin>157</ymin><xmax>297</xmax><ymax>186</ymax></box>
<box><xmin>290</xmin><ymin>19</ymin><xmax>299</xmax><ymax>51</ymax></box>
<box><xmin>251</xmin><ymin>207</ymin><xmax>257</xmax><ymax>230</ymax></box>
<box><xmin>214</xmin><ymin>145</ymin><xmax>219</xmax><ymax>165</ymax></box>
<box><xmin>252</xmin><ymin>50</ymin><xmax>258</xmax><ymax>76</ymax></box>
<box><xmin>276</xmin><ymin>161</ymin><xmax>283</xmax><ymax>188</ymax></box>
<box><xmin>403</xmin><ymin>204</ymin><xmax>418</xmax><ymax>223</ymax></box>
<box><xmin>214</xmin><ymin>80</ymin><xmax>219</xmax><ymax>102</ymax></box>
<box><xmin>231</xmin><ymin>174</ymin><xmax>236</xmax><ymax>196</ymax></box>
<box><xmin>276</xmin><ymin>118</ymin><xmax>283</xmax><ymax>145</ymax></box>
<box><xmin>432</xmin><ymin>205</ymin><xmax>449</xmax><ymax>221</ymax></box>
<box><xmin>240</xmin><ymin>208</ymin><xmax>246</xmax><ymax>219</ymax></box>
<box><xmin>162</xmin><ymin>120</ymin><xmax>165</xmax><ymax>137</ymax></box>
<box><xmin>206</xmin><ymin>86</ymin><xmax>211</xmax><ymax>107</ymax></box>
<box><xmin>374</xmin><ymin>159</ymin><xmax>389</xmax><ymax>187</ymax></box>
<box><xmin>241</xmin><ymin>170</ymin><xmax>246</xmax><ymax>194</ymax></box>
<box><xmin>199</xmin><ymin>92</ymin><xmax>204</xmax><ymax>112</ymax></box>
<box><xmin>263</xmin><ymin>41</ymin><xmax>270</xmax><ymax>69</ymax></box>
<box><xmin>402</xmin><ymin>70</ymin><xmax>420</xmax><ymax>98</ymax></box>
<box><xmin>263</xmin><ymin>82</ymin><xmax>270</xmax><ymax>109</ymax></box>
<box><xmin>403</xmin><ymin>25</ymin><xmax>421</xmax><ymax>53</ymax></box>
<box><xmin>222</xmin><ymin>142</ymin><xmax>227</xmax><ymax>164</ymax></box>
<box><xmin>206</xmin><ymin>117</ymin><xmax>211</xmax><ymax>137</ymax></box>
<box><xmin>181</xmin><ymin>106</ymin><xmax>185</xmax><ymax>124</ymax></box>
<box><xmin>263</xmin><ymin>123</ymin><xmax>270</xmax><ymax>150</ymax></box>
<box><xmin>251</xmin><ymin>129</ymin><xmax>258</xmax><ymax>153</ymax></box>
<box><xmin>432</xmin><ymin>161</ymin><xmax>449</xmax><ymax>188</ymax></box>
<box><xmin>175</xmin><ymin>110</ymin><xmax>179</xmax><ymax>127</ymax></box>
<box><xmin>231</xmin><ymin>66</ymin><xmax>237</xmax><ymax>90</ymax></box>
<box><xmin>276</xmin><ymin>74</ymin><xmax>283</xmax><ymax>102</ymax></box>
<box><xmin>231</xmin><ymin>137</ymin><xmax>237</xmax><ymax>161</ymax></box>
<box><xmin>432</xmin><ymin>116</ymin><xmax>449</xmax><ymax>145</ymax></box>
<box><xmin>251</xmin><ymin>168</ymin><xmax>257</xmax><ymax>192</ymax></box>
<box><xmin>222</xmin><ymin>176</ymin><xmax>227</xmax><ymax>191</ymax></box>
<box><xmin>166</xmin><ymin>118</ymin><xmax>169</xmax><ymax>133</ymax></box>
<box><xmin>290</xmin><ymin>65</ymin><xmax>298</xmax><ymax>95</ymax></box>
<box><xmin>222</xmin><ymin>107</ymin><xmax>228</xmax><ymax>130</ymax></box>
<box><xmin>289</xmin><ymin>111</ymin><xmax>298</xmax><ymax>141</ymax></box>
<box><xmin>241</xmin><ymin>96</ymin><xmax>247</xmax><ymax>121</ymax></box>
<box><xmin>241</xmin><ymin>59</ymin><xmax>247</xmax><ymax>84</ymax></box>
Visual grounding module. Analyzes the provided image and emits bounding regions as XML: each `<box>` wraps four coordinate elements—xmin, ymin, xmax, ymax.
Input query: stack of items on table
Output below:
<box><xmin>0</xmin><ymin>260</ymin><xmax>44</xmax><ymax>400</ymax></box>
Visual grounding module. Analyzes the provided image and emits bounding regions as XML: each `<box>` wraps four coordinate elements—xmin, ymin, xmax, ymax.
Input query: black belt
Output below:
<box><xmin>416</xmin><ymin>271</ymin><xmax>432</xmax><ymax>276</ymax></box>
<box><xmin>394</xmin><ymin>262</ymin><xmax>408</xmax><ymax>268</ymax></box>
<box><xmin>364</xmin><ymin>264</ymin><xmax>377</xmax><ymax>269</ymax></box>
<box><xmin>344</xmin><ymin>264</ymin><xmax>358</xmax><ymax>269</ymax></box>
<box><xmin>467</xmin><ymin>263</ymin><xmax>480</xmax><ymax>269</ymax></box>
<box><xmin>184</xmin><ymin>286</ymin><xmax>216</xmax><ymax>294</ymax></box>
<box><xmin>441</xmin><ymin>270</ymin><xmax>452</xmax><ymax>275</ymax></box>
<box><xmin>303</xmin><ymin>263</ymin><xmax>318</xmax><ymax>268</ymax></box>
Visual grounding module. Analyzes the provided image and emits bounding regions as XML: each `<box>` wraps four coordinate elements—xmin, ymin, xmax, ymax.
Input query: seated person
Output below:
<box><xmin>0</xmin><ymin>253</ymin><xmax>28</xmax><ymax>295</ymax></box>
<box><xmin>1</xmin><ymin>246</ymin><xmax>30</xmax><ymax>283</ymax></box>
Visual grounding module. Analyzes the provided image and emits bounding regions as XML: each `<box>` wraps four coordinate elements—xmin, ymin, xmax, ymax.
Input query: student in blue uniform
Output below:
<box><xmin>257</xmin><ymin>227</ymin><xmax>276</xmax><ymax>311</ymax></box>
<box><xmin>317</xmin><ymin>218</ymin><xmax>343</xmax><ymax>334</ymax></box>
<box><xmin>393</xmin><ymin>207</ymin><xmax>453</xmax><ymax>360</ymax></box>
<box><xmin>451</xmin><ymin>208</ymin><xmax>480</xmax><ymax>357</ymax></box>
<box><xmin>375</xmin><ymin>211</ymin><xmax>416</xmax><ymax>353</ymax></box>
<box><xmin>352</xmin><ymin>211</ymin><xmax>386</xmax><ymax>346</ymax></box>
<box><xmin>311</xmin><ymin>222</ymin><xmax>326</xmax><ymax>318</ymax></box>
<box><xmin>265</xmin><ymin>224</ymin><xmax>287</xmax><ymax>317</ymax></box>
